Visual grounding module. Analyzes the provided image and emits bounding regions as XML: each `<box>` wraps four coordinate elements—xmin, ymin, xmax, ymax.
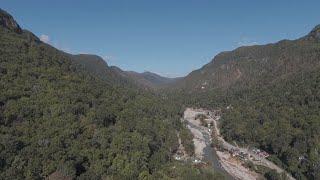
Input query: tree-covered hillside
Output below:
<box><xmin>173</xmin><ymin>25</ymin><xmax>320</xmax><ymax>92</ymax></box>
<box><xmin>120</xmin><ymin>71</ymin><xmax>181</xmax><ymax>89</ymax></box>
<box><xmin>220</xmin><ymin>67</ymin><xmax>320</xmax><ymax>179</ymax></box>
<box><xmin>0</xmin><ymin>9</ymin><xmax>222</xmax><ymax>180</ymax></box>
<box><xmin>71</xmin><ymin>54</ymin><xmax>138</xmax><ymax>89</ymax></box>
<box><xmin>72</xmin><ymin>54</ymin><xmax>180</xmax><ymax>90</ymax></box>
<box><xmin>170</xmin><ymin>25</ymin><xmax>320</xmax><ymax>179</ymax></box>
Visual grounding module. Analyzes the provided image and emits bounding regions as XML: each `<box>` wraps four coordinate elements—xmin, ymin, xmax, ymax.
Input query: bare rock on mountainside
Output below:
<box><xmin>0</xmin><ymin>8</ymin><xmax>22</xmax><ymax>33</ymax></box>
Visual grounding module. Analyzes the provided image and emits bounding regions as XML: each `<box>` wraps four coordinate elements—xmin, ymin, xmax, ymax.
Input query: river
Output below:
<box><xmin>184</xmin><ymin>108</ymin><xmax>294</xmax><ymax>180</ymax></box>
<box><xmin>184</xmin><ymin>109</ymin><xmax>234</xmax><ymax>179</ymax></box>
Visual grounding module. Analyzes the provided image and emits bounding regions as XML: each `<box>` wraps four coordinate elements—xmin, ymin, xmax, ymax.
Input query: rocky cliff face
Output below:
<box><xmin>0</xmin><ymin>8</ymin><xmax>22</xmax><ymax>33</ymax></box>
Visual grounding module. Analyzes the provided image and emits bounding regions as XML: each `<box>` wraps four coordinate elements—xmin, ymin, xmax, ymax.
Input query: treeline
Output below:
<box><xmin>0</xmin><ymin>23</ymin><xmax>222</xmax><ymax>179</ymax></box>
<box><xmin>170</xmin><ymin>75</ymin><xmax>320</xmax><ymax>179</ymax></box>
<box><xmin>166</xmin><ymin>33</ymin><xmax>320</xmax><ymax>179</ymax></box>
<box><xmin>220</xmin><ymin>69</ymin><xmax>320</xmax><ymax>179</ymax></box>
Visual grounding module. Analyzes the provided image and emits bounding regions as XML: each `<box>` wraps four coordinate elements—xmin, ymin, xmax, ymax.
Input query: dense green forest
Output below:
<box><xmin>220</xmin><ymin>69</ymin><xmax>320</xmax><ymax>179</ymax></box>
<box><xmin>169</xmin><ymin>26</ymin><xmax>320</xmax><ymax>180</ymax></box>
<box><xmin>2</xmin><ymin>7</ymin><xmax>320</xmax><ymax>180</ymax></box>
<box><xmin>0</xmin><ymin>9</ymin><xmax>224</xmax><ymax>179</ymax></box>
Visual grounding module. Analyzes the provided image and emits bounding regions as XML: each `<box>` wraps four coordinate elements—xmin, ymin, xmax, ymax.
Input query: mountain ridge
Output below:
<box><xmin>167</xmin><ymin>24</ymin><xmax>320</xmax><ymax>179</ymax></box>
<box><xmin>1</xmin><ymin>8</ymin><xmax>217</xmax><ymax>180</ymax></box>
<box><xmin>171</xmin><ymin>24</ymin><xmax>320</xmax><ymax>92</ymax></box>
<box><xmin>1</xmin><ymin>7</ymin><xmax>320</xmax><ymax>179</ymax></box>
<box><xmin>122</xmin><ymin>70</ymin><xmax>181</xmax><ymax>88</ymax></box>
<box><xmin>0</xmin><ymin>8</ymin><xmax>22</xmax><ymax>33</ymax></box>
<box><xmin>71</xmin><ymin>53</ymin><xmax>180</xmax><ymax>88</ymax></box>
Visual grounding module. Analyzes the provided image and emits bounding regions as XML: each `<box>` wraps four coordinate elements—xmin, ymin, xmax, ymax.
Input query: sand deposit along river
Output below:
<box><xmin>183</xmin><ymin>108</ymin><xmax>234</xmax><ymax>179</ymax></box>
<box><xmin>181</xmin><ymin>108</ymin><xmax>295</xmax><ymax>180</ymax></box>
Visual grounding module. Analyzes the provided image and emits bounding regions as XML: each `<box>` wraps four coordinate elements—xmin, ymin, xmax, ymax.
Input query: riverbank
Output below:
<box><xmin>209</xmin><ymin>108</ymin><xmax>295</xmax><ymax>180</ymax></box>
<box><xmin>181</xmin><ymin>108</ymin><xmax>295</xmax><ymax>180</ymax></box>
<box><xmin>182</xmin><ymin>108</ymin><xmax>259</xmax><ymax>179</ymax></box>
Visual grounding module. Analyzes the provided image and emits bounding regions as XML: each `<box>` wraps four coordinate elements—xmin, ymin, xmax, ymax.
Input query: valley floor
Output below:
<box><xmin>181</xmin><ymin>108</ymin><xmax>295</xmax><ymax>180</ymax></box>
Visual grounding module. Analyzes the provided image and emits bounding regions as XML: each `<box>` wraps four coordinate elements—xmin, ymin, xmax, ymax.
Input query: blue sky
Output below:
<box><xmin>2</xmin><ymin>0</ymin><xmax>320</xmax><ymax>77</ymax></box>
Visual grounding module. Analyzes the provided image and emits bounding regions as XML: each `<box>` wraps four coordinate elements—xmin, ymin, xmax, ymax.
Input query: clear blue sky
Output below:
<box><xmin>2</xmin><ymin>0</ymin><xmax>320</xmax><ymax>77</ymax></box>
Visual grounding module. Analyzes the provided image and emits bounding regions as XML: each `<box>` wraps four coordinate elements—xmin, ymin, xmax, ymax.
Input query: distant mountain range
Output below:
<box><xmin>112</xmin><ymin>68</ymin><xmax>181</xmax><ymax>88</ymax></box>
<box><xmin>0</xmin><ymin>8</ymin><xmax>207</xmax><ymax>180</ymax></box>
<box><xmin>1</xmin><ymin>7</ymin><xmax>320</xmax><ymax>179</ymax></box>
<box><xmin>0</xmin><ymin>7</ymin><xmax>179</xmax><ymax>90</ymax></box>
<box><xmin>72</xmin><ymin>53</ymin><xmax>180</xmax><ymax>89</ymax></box>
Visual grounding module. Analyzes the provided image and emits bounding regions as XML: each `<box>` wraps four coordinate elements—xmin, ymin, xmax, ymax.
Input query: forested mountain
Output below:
<box><xmin>2</xmin><ymin>6</ymin><xmax>320</xmax><ymax>180</ymax></box>
<box><xmin>72</xmin><ymin>54</ymin><xmax>109</xmax><ymax>75</ymax></box>
<box><xmin>171</xmin><ymin>25</ymin><xmax>320</xmax><ymax>179</ymax></box>
<box><xmin>0</xmin><ymin>9</ymin><xmax>222</xmax><ymax>179</ymax></box>
<box><xmin>72</xmin><ymin>54</ymin><xmax>179</xmax><ymax>89</ymax></box>
<box><xmin>174</xmin><ymin>25</ymin><xmax>320</xmax><ymax>92</ymax></box>
<box><xmin>71</xmin><ymin>54</ymin><xmax>136</xmax><ymax>88</ymax></box>
<box><xmin>113</xmin><ymin>69</ymin><xmax>181</xmax><ymax>89</ymax></box>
